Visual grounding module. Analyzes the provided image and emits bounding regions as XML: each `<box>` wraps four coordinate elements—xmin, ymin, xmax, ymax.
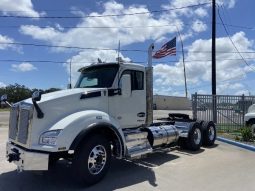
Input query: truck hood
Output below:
<box><xmin>23</xmin><ymin>88</ymin><xmax>106</xmax><ymax>104</ymax></box>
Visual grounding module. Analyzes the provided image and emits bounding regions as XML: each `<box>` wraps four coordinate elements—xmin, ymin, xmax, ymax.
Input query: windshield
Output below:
<box><xmin>75</xmin><ymin>64</ymin><xmax>119</xmax><ymax>88</ymax></box>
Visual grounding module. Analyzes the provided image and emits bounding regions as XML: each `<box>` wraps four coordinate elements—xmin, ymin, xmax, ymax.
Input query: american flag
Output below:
<box><xmin>153</xmin><ymin>37</ymin><xmax>176</xmax><ymax>59</ymax></box>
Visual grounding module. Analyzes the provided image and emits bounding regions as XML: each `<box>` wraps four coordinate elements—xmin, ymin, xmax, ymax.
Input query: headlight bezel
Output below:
<box><xmin>39</xmin><ymin>129</ymin><xmax>62</xmax><ymax>146</ymax></box>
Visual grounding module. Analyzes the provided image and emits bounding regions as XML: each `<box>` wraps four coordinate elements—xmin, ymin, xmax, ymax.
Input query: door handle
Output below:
<box><xmin>137</xmin><ymin>112</ymin><xmax>145</xmax><ymax>117</ymax></box>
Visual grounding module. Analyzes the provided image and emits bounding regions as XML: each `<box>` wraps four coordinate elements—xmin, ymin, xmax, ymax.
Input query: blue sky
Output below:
<box><xmin>0</xmin><ymin>0</ymin><xmax>255</xmax><ymax>96</ymax></box>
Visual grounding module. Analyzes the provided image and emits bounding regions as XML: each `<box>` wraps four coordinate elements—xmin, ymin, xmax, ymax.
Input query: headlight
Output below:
<box><xmin>39</xmin><ymin>130</ymin><xmax>62</xmax><ymax>146</ymax></box>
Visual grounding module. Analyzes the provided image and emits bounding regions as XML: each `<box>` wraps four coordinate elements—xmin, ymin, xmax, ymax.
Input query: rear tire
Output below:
<box><xmin>72</xmin><ymin>134</ymin><xmax>111</xmax><ymax>186</ymax></box>
<box><xmin>186</xmin><ymin>122</ymin><xmax>202</xmax><ymax>151</ymax></box>
<box><xmin>178</xmin><ymin>137</ymin><xmax>188</xmax><ymax>149</ymax></box>
<box><xmin>202</xmin><ymin>121</ymin><xmax>216</xmax><ymax>146</ymax></box>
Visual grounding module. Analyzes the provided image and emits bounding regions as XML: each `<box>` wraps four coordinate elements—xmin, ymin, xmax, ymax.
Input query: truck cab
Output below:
<box><xmin>4</xmin><ymin>61</ymin><xmax>216</xmax><ymax>186</ymax></box>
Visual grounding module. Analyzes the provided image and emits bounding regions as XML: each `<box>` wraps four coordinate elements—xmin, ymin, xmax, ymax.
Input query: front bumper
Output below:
<box><xmin>6</xmin><ymin>142</ymin><xmax>49</xmax><ymax>171</ymax></box>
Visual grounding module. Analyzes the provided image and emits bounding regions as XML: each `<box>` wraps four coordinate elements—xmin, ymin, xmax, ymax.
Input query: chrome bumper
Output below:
<box><xmin>6</xmin><ymin>142</ymin><xmax>49</xmax><ymax>171</ymax></box>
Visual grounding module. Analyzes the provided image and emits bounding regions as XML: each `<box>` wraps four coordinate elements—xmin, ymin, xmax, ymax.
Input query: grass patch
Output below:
<box><xmin>217</xmin><ymin>123</ymin><xmax>255</xmax><ymax>146</ymax></box>
<box><xmin>0</xmin><ymin>108</ymin><xmax>10</xmax><ymax>112</ymax></box>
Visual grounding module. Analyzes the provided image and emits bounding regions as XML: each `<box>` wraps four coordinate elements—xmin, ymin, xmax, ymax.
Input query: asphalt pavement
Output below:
<box><xmin>0</xmin><ymin>111</ymin><xmax>9</xmax><ymax>128</ymax></box>
<box><xmin>1</xmin><ymin>111</ymin><xmax>255</xmax><ymax>191</ymax></box>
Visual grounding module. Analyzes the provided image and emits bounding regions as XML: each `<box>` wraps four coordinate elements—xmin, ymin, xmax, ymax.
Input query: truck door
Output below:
<box><xmin>109</xmin><ymin>70</ymin><xmax>146</xmax><ymax>128</ymax></box>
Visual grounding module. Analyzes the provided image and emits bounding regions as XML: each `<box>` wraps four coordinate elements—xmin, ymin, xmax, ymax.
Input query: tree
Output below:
<box><xmin>0</xmin><ymin>84</ymin><xmax>62</xmax><ymax>104</ymax></box>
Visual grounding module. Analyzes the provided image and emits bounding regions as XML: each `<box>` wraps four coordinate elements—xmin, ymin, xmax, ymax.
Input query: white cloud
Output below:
<box><xmin>0</xmin><ymin>82</ymin><xmax>7</xmax><ymax>88</ymax></box>
<box><xmin>194</xmin><ymin>7</ymin><xmax>208</xmax><ymax>17</ymax></box>
<box><xmin>216</xmin><ymin>0</ymin><xmax>236</xmax><ymax>8</ymax></box>
<box><xmin>0</xmin><ymin>0</ymin><xmax>41</xmax><ymax>17</ymax></box>
<box><xmin>20</xmin><ymin>1</ymin><xmax>182</xmax><ymax>52</ymax></box>
<box><xmin>20</xmin><ymin>25</ymin><xmax>59</xmax><ymax>41</ymax></box>
<box><xmin>70</xmin><ymin>6</ymin><xmax>86</xmax><ymax>17</ymax></box>
<box><xmin>216</xmin><ymin>82</ymin><xmax>248</xmax><ymax>95</ymax></box>
<box><xmin>0</xmin><ymin>34</ymin><xmax>15</xmax><ymax>50</ymax></box>
<box><xmin>217</xmin><ymin>82</ymin><xmax>246</xmax><ymax>94</ymax></box>
<box><xmin>197</xmin><ymin>89</ymin><xmax>208</xmax><ymax>94</ymax></box>
<box><xmin>11</xmin><ymin>62</ymin><xmax>37</xmax><ymax>72</ymax></box>
<box><xmin>161</xmin><ymin>0</ymin><xmax>236</xmax><ymax>19</ymax></box>
<box><xmin>234</xmin><ymin>89</ymin><xmax>249</xmax><ymax>96</ymax></box>
<box><xmin>191</xmin><ymin>20</ymin><xmax>207</xmax><ymax>33</ymax></box>
<box><xmin>153</xmin><ymin>31</ymin><xmax>255</xmax><ymax>95</ymax></box>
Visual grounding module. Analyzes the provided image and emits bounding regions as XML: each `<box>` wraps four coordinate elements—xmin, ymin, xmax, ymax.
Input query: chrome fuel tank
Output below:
<box><xmin>148</xmin><ymin>125</ymin><xmax>179</xmax><ymax>147</ymax></box>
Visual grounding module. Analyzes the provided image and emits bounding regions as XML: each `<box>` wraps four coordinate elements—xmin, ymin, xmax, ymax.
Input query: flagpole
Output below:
<box><xmin>117</xmin><ymin>40</ymin><xmax>121</xmax><ymax>89</ymax></box>
<box><xmin>117</xmin><ymin>40</ymin><xmax>120</xmax><ymax>63</ymax></box>
<box><xmin>176</xmin><ymin>26</ymin><xmax>188</xmax><ymax>98</ymax></box>
<box><xmin>69</xmin><ymin>58</ymin><xmax>72</xmax><ymax>89</ymax></box>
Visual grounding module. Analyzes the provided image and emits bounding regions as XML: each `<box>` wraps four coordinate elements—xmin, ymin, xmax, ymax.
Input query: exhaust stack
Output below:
<box><xmin>146</xmin><ymin>44</ymin><xmax>154</xmax><ymax>126</ymax></box>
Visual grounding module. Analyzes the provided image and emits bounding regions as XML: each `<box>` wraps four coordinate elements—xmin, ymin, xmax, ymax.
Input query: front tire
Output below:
<box><xmin>72</xmin><ymin>134</ymin><xmax>111</xmax><ymax>186</ymax></box>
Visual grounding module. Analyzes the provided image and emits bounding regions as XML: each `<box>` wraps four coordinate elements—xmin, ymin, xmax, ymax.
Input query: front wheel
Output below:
<box><xmin>72</xmin><ymin>134</ymin><xmax>111</xmax><ymax>186</ymax></box>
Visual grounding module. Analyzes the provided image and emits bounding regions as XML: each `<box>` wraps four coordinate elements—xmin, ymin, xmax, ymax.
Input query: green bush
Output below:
<box><xmin>235</xmin><ymin>135</ymin><xmax>240</xmax><ymax>141</ymax></box>
<box><xmin>240</xmin><ymin>127</ymin><xmax>253</xmax><ymax>142</ymax></box>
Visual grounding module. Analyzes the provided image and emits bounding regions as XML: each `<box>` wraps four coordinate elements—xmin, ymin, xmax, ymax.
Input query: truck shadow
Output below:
<box><xmin>172</xmin><ymin>144</ymin><xmax>219</xmax><ymax>156</ymax></box>
<box><xmin>0</xmin><ymin>151</ymin><xmax>179</xmax><ymax>191</ymax></box>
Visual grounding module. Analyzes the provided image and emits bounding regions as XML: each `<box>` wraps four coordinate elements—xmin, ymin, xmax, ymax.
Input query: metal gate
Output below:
<box><xmin>192</xmin><ymin>93</ymin><xmax>255</xmax><ymax>132</ymax></box>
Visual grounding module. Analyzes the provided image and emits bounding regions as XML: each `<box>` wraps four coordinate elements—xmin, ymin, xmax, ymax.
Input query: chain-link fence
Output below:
<box><xmin>192</xmin><ymin>93</ymin><xmax>255</xmax><ymax>132</ymax></box>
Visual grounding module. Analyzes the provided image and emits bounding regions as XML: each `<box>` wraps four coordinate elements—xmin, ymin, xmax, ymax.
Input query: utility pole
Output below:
<box><xmin>212</xmin><ymin>0</ymin><xmax>217</xmax><ymax>123</ymax></box>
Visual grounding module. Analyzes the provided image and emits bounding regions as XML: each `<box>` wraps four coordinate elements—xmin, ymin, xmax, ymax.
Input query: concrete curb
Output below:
<box><xmin>217</xmin><ymin>137</ymin><xmax>255</xmax><ymax>152</ymax></box>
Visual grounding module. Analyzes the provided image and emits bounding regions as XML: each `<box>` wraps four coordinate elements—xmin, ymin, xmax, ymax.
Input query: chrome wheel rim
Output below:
<box><xmin>209</xmin><ymin>126</ymin><xmax>215</xmax><ymax>141</ymax></box>
<box><xmin>88</xmin><ymin>145</ymin><xmax>107</xmax><ymax>175</ymax></box>
<box><xmin>194</xmin><ymin>128</ymin><xmax>202</xmax><ymax>145</ymax></box>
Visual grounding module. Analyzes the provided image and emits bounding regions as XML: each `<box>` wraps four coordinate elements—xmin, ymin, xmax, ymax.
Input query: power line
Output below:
<box><xmin>174</xmin><ymin>70</ymin><xmax>251</xmax><ymax>92</ymax></box>
<box><xmin>1</xmin><ymin>57</ymin><xmax>255</xmax><ymax>64</ymax></box>
<box><xmin>2</xmin><ymin>41</ymin><xmax>255</xmax><ymax>54</ymax></box>
<box><xmin>1</xmin><ymin>24</ymin><xmax>178</xmax><ymax>29</ymax></box>
<box><xmin>0</xmin><ymin>2</ymin><xmax>211</xmax><ymax>19</ymax></box>
<box><xmin>0</xmin><ymin>21</ymin><xmax>254</xmax><ymax>31</ymax></box>
<box><xmin>217</xmin><ymin>6</ymin><xmax>255</xmax><ymax>72</ymax></box>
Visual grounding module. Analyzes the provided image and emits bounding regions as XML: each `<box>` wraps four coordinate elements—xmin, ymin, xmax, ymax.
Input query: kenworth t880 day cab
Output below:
<box><xmin>3</xmin><ymin>47</ymin><xmax>216</xmax><ymax>185</ymax></box>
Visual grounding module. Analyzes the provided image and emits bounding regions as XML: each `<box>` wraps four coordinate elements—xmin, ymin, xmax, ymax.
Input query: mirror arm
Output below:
<box><xmin>3</xmin><ymin>101</ymin><xmax>12</xmax><ymax>107</ymax></box>
<box><xmin>32</xmin><ymin>101</ymin><xmax>44</xmax><ymax>119</ymax></box>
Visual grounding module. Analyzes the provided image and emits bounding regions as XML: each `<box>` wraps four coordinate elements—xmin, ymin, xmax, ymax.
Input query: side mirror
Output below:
<box><xmin>32</xmin><ymin>91</ymin><xmax>42</xmax><ymax>102</ymax></box>
<box><xmin>1</xmin><ymin>94</ymin><xmax>12</xmax><ymax>107</ymax></box>
<box><xmin>1</xmin><ymin>94</ymin><xmax>7</xmax><ymax>102</ymax></box>
<box><xmin>32</xmin><ymin>91</ymin><xmax>44</xmax><ymax>118</ymax></box>
<box><xmin>121</xmin><ymin>74</ymin><xmax>131</xmax><ymax>98</ymax></box>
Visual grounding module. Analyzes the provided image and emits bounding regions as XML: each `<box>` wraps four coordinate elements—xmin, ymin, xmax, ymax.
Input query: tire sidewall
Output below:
<box><xmin>188</xmin><ymin>122</ymin><xmax>202</xmax><ymax>151</ymax></box>
<box><xmin>72</xmin><ymin>134</ymin><xmax>111</xmax><ymax>185</ymax></box>
<box><xmin>203</xmin><ymin>121</ymin><xmax>216</xmax><ymax>146</ymax></box>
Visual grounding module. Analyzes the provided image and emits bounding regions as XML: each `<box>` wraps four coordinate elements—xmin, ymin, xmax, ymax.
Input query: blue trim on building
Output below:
<box><xmin>217</xmin><ymin>137</ymin><xmax>255</xmax><ymax>152</ymax></box>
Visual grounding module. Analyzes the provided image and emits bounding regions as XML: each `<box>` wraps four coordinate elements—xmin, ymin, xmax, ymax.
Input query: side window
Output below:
<box><xmin>134</xmin><ymin>71</ymin><xmax>144</xmax><ymax>90</ymax></box>
<box><xmin>122</xmin><ymin>70</ymin><xmax>144</xmax><ymax>91</ymax></box>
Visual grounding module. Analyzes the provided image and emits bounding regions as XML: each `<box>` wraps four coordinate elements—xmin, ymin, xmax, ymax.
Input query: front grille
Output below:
<box><xmin>9</xmin><ymin>106</ymin><xmax>19</xmax><ymax>140</ymax></box>
<box><xmin>17</xmin><ymin>108</ymin><xmax>30</xmax><ymax>144</ymax></box>
<box><xmin>9</xmin><ymin>103</ymin><xmax>33</xmax><ymax>145</ymax></box>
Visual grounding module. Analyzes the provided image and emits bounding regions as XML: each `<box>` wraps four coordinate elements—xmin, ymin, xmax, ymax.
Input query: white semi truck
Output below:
<box><xmin>3</xmin><ymin>46</ymin><xmax>216</xmax><ymax>185</ymax></box>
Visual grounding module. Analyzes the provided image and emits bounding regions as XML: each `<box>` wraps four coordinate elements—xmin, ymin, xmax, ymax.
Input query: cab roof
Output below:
<box><xmin>78</xmin><ymin>62</ymin><xmax>145</xmax><ymax>72</ymax></box>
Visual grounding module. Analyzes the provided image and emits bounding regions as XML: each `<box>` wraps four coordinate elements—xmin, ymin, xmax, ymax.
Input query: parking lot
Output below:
<box><xmin>1</xmin><ymin>111</ymin><xmax>255</xmax><ymax>191</ymax></box>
